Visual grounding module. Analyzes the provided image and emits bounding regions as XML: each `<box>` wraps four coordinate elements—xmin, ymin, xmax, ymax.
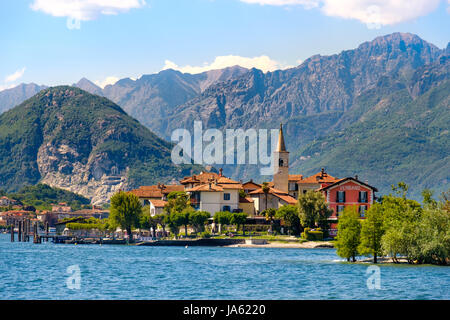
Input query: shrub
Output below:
<box><xmin>199</xmin><ymin>231</ymin><xmax>211</xmax><ymax>238</ymax></box>
<box><xmin>301</xmin><ymin>229</ymin><xmax>324</xmax><ymax>241</ymax></box>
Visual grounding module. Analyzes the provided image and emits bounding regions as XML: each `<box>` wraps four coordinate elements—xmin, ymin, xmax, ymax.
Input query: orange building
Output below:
<box><xmin>319</xmin><ymin>176</ymin><xmax>378</xmax><ymax>237</ymax></box>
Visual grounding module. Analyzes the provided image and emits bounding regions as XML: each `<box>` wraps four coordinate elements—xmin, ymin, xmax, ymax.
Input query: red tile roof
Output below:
<box><xmin>129</xmin><ymin>184</ymin><xmax>184</xmax><ymax>198</ymax></box>
<box><xmin>274</xmin><ymin>194</ymin><xmax>297</xmax><ymax>205</ymax></box>
<box><xmin>239</xmin><ymin>197</ymin><xmax>254</xmax><ymax>203</ymax></box>
<box><xmin>185</xmin><ymin>184</ymin><xmax>224</xmax><ymax>192</ymax></box>
<box><xmin>242</xmin><ymin>180</ymin><xmax>261</xmax><ymax>190</ymax></box>
<box><xmin>288</xmin><ymin>174</ymin><xmax>304</xmax><ymax>181</ymax></box>
<box><xmin>150</xmin><ymin>200</ymin><xmax>168</xmax><ymax>208</ymax></box>
<box><xmin>297</xmin><ymin>169</ymin><xmax>339</xmax><ymax>184</ymax></box>
<box><xmin>249</xmin><ymin>187</ymin><xmax>289</xmax><ymax>195</ymax></box>
<box><xmin>180</xmin><ymin>171</ymin><xmax>220</xmax><ymax>184</ymax></box>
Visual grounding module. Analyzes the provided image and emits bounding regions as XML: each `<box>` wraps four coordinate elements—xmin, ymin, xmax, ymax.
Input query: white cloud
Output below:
<box><xmin>240</xmin><ymin>0</ymin><xmax>319</xmax><ymax>8</ymax></box>
<box><xmin>162</xmin><ymin>55</ymin><xmax>292</xmax><ymax>74</ymax></box>
<box><xmin>4</xmin><ymin>67</ymin><xmax>26</xmax><ymax>83</ymax></box>
<box><xmin>30</xmin><ymin>0</ymin><xmax>146</xmax><ymax>21</ymax></box>
<box><xmin>94</xmin><ymin>76</ymin><xmax>120</xmax><ymax>88</ymax></box>
<box><xmin>321</xmin><ymin>0</ymin><xmax>441</xmax><ymax>26</ymax></box>
<box><xmin>240</xmin><ymin>0</ymin><xmax>442</xmax><ymax>26</ymax></box>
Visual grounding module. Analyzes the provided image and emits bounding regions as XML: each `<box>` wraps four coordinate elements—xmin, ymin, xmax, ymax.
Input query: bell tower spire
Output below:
<box><xmin>277</xmin><ymin>123</ymin><xmax>287</xmax><ymax>152</ymax></box>
<box><xmin>273</xmin><ymin>123</ymin><xmax>289</xmax><ymax>192</ymax></box>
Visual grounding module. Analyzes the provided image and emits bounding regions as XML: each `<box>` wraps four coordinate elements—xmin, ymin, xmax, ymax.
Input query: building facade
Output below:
<box><xmin>320</xmin><ymin>177</ymin><xmax>378</xmax><ymax>237</ymax></box>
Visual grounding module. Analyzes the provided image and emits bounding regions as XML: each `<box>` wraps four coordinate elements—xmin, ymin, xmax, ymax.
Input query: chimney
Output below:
<box><xmin>219</xmin><ymin>168</ymin><xmax>223</xmax><ymax>177</ymax></box>
<box><xmin>355</xmin><ymin>175</ymin><xmax>358</xmax><ymax>180</ymax></box>
<box><xmin>321</xmin><ymin>168</ymin><xmax>325</xmax><ymax>177</ymax></box>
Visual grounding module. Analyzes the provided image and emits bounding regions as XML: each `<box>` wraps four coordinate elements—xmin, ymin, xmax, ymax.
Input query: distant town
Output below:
<box><xmin>1</xmin><ymin>125</ymin><xmax>377</xmax><ymax>242</ymax></box>
<box><xmin>1</xmin><ymin>124</ymin><xmax>448</xmax><ymax>266</ymax></box>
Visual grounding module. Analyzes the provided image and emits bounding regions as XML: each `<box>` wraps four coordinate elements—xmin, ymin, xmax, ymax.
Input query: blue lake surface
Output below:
<box><xmin>0</xmin><ymin>234</ymin><xmax>448</xmax><ymax>300</ymax></box>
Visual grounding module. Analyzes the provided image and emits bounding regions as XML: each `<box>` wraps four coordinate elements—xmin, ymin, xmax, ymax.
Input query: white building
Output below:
<box><xmin>185</xmin><ymin>176</ymin><xmax>242</xmax><ymax>215</ymax></box>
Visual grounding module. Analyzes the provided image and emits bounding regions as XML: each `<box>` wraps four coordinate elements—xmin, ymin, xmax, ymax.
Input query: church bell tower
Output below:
<box><xmin>273</xmin><ymin>123</ymin><xmax>289</xmax><ymax>192</ymax></box>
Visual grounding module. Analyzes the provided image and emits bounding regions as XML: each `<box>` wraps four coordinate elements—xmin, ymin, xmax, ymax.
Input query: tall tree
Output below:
<box><xmin>297</xmin><ymin>190</ymin><xmax>333</xmax><ymax>230</ymax></box>
<box><xmin>109</xmin><ymin>191</ymin><xmax>142</xmax><ymax>243</ymax></box>
<box><xmin>214</xmin><ymin>211</ymin><xmax>233</xmax><ymax>234</ymax></box>
<box><xmin>164</xmin><ymin>191</ymin><xmax>190</xmax><ymax>214</ymax></box>
<box><xmin>275</xmin><ymin>205</ymin><xmax>301</xmax><ymax>235</ymax></box>
<box><xmin>189</xmin><ymin>210</ymin><xmax>210</xmax><ymax>234</ymax></box>
<box><xmin>358</xmin><ymin>203</ymin><xmax>384</xmax><ymax>263</ymax></box>
<box><xmin>335</xmin><ymin>206</ymin><xmax>361</xmax><ymax>262</ymax></box>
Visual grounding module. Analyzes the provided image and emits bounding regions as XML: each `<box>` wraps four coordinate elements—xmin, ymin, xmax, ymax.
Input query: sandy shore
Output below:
<box><xmin>227</xmin><ymin>241</ymin><xmax>334</xmax><ymax>249</ymax></box>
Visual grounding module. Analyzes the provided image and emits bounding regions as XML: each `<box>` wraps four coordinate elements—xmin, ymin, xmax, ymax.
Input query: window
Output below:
<box><xmin>279</xmin><ymin>158</ymin><xmax>284</xmax><ymax>167</ymax></box>
<box><xmin>223</xmin><ymin>206</ymin><xmax>231</xmax><ymax>212</ymax></box>
<box><xmin>223</xmin><ymin>193</ymin><xmax>231</xmax><ymax>201</ymax></box>
<box><xmin>289</xmin><ymin>182</ymin><xmax>298</xmax><ymax>191</ymax></box>
<box><xmin>337</xmin><ymin>205</ymin><xmax>345</xmax><ymax>214</ymax></box>
<box><xmin>359</xmin><ymin>205</ymin><xmax>367</xmax><ymax>217</ymax></box>
<box><xmin>359</xmin><ymin>191</ymin><xmax>368</xmax><ymax>203</ymax></box>
<box><xmin>337</xmin><ymin>191</ymin><xmax>345</xmax><ymax>203</ymax></box>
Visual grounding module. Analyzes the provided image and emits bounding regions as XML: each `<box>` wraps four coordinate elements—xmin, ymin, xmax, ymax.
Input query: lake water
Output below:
<box><xmin>0</xmin><ymin>234</ymin><xmax>448</xmax><ymax>300</ymax></box>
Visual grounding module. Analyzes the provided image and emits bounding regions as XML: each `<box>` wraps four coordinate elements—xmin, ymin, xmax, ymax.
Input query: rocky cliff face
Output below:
<box><xmin>36</xmin><ymin>142</ymin><xmax>129</xmax><ymax>205</ymax></box>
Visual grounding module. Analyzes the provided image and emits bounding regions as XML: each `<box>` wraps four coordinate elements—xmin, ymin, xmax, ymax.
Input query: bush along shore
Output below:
<box><xmin>335</xmin><ymin>183</ymin><xmax>449</xmax><ymax>265</ymax></box>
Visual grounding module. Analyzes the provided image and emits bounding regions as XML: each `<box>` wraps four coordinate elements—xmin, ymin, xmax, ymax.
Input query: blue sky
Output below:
<box><xmin>1</xmin><ymin>0</ymin><xmax>449</xmax><ymax>89</ymax></box>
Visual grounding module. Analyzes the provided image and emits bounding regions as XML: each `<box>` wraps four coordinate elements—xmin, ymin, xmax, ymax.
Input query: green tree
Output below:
<box><xmin>380</xmin><ymin>183</ymin><xmax>423</xmax><ymax>263</ymax></box>
<box><xmin>214</xmin><ymin>211</ymin><xmax>233</xmax><ymax>233</ymax></box>
<box><xmin>297</xmin><ymin>190</ymin><xmax>333</xmax><ymax>230</ymax></box>
<box><xmin>169</xmin><ymin>210</ymin><xmax>190</xmax><ymax>237</ymax></box>
<box><xmin>422</xmin><ymin>189</ymin><xmax>437</xmax><ymax>209</ymax></box>
<box><xmin>189</xmin><ymin>210</ymin><xmax>210</xmax><ymax>234</ymax></box>
<box><xmin>231</xmin><ymin>212</ymin><xmax>248</xmax><ymax>235</ymax></box>
<box><xmin>414</xmin><ymin>206</ymin><xmax>450</xmax><ymax>265</ymax></box>
<box><xmin>335</xmin><ymin>206</ymin><xmax>361</xmax><ymax>262</ymax></box>
<box><xmin>109</xmin><ymin>191</ymin><xmax>142</xmax><ymax>243</ymax></box>
<box><xmin>358</xmin><ymin>203</ymin><xmax>384</xmax><ymax>263</ymax></box>
<box><xmin>276</xmin><ymin>205</ymin><xmax>301</xmax><ymax>235</ymax></box>
<box><xmin>164</xmin><ymin>191</ymin><xmax>190</xmax><ymax>214</ymax></box>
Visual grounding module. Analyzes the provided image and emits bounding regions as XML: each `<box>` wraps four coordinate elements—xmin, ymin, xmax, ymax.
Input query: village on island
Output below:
<box><xmin>0</xmin><ymin>124</ymin><xmax>377</xmax><ymax>247</ymax></box>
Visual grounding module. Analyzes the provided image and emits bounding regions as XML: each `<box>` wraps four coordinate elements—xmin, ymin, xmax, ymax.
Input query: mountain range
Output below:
<box><xmin>0</xmin><ymin>32</ymin><xmax>448</xmax><ymax>200</ymax></box>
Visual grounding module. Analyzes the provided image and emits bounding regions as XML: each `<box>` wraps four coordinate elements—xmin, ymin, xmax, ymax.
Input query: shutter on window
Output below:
<box><xmin>343</xmin><ymin>191</ymin><xmax>346</xmax><ymax>203</ymax></box>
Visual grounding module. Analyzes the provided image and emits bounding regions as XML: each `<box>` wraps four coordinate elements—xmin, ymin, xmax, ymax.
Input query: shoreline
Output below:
<box><xmin>226</xmin><ymin>241</ymin><xmax>335</xmax><ymax>249</ymax></box>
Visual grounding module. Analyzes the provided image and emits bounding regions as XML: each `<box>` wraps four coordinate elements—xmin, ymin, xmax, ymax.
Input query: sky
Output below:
<box><xmin>1</xmin><ymin>0</ymin><xmax>449</xmax><ymax>90</ymax></box>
